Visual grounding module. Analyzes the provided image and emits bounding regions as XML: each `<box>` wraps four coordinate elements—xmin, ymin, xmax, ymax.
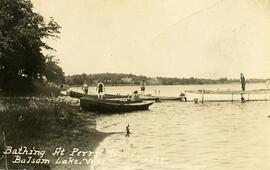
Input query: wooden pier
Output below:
<box><xmin>184</xmin><ymin>89</ymin><xmax>270</xmax><ymax>103</ymax></box>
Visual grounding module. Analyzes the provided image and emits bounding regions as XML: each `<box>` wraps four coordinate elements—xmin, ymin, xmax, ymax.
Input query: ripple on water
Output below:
<box><xmin>92</xmin><ymin>101</ymin><xmax>270</xmax><ymax>170</ymax></box>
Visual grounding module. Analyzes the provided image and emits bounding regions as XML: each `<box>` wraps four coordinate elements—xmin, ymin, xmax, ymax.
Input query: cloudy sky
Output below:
<box><xmin>32</xmin><ymin>0</ymin><xmax>270</xmax><ymax>78</ymax></box>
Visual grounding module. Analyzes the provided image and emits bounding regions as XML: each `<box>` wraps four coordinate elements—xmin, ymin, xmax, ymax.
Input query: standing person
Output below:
<box><xmin>96</xmin><ymin>81</ymin><xmax>105</xmax><ymax>99</ymax></box>
<box><xmin>82</xmin><ymin>81</ymin><xmax>89</xmax><ymax>94</ymax></box>
<box><xmin>240</xmin><ymin>73</ymin><xmax>246</xmax><ymax>102</ymax></box>
<box><xmin>140</xmin><ymin>80</ymin><xmax>146</xmax><ymax>95</ymax></box>
<box><xmin>240</xmin><ymin>73</ymin><xmax>246</xmax><ymax>91</ymax></box>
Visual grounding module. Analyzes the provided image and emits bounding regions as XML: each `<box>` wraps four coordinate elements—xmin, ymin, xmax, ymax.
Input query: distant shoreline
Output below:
<box><xmin>69</xmin><ymin>82</ymin><xmax>266</xmax><ymax>88</ymax></box>
<box><xmin>65</xmin><ymin>73</ymin><xmax>269</xmax><ymax>87</ymax></box>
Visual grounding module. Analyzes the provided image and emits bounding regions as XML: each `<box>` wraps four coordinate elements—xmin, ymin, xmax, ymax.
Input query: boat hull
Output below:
<box><xmin>69</xmin><ymin>90</ymin><xmax>128</xmax><ymax>99</ymax></box>
<box><xmin>80</xmin><ymin>97</ymin><xmax>153</xmax><ymax>113</ymax></box>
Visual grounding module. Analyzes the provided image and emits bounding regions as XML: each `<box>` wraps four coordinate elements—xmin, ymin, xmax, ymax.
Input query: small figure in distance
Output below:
<box><xmin>96</xmin><ymin>81</ymin><xmax>105</xmax><ymax>99</ymax></box>
<box><xmin>180</xmin><ymin>92</ymin><xmax>187</xmax><ymax>102</ymax></box>
<box><xmin>82</xmin><ymin>80</ymin><xmax>89</xmax><ymax>94</ymax></box>
<box><xmin>194</xmin><ymin>98</ymin><xmax>199</xmax><ymax>104</ymax></box>
<box><xmin>240</xmin><ymin>73</ymin><xmax>246</xmax><ymax>91</ymax></box>
<box><xmin>126</xmin><ymin>124</ymin><xmax>131</xmax><ymax>137</ymax></box>
<box><xmin>241</xmin><ymin>96</ymin><xmax>246</xmax><ymax>103</ymax></box>
<box><xmin>240</xmin><ymin>73</ymin><xmax>246</xmax><ymax>102</ymax></box>
<box><xmin>140</xmin><ymin>80</ymin><xmax>146</xmax><ymax>95</ymax></box>
<box><xmin>127</xmin><ymin>94</ymin><xmax>132</xmax><ymax>101</ymax></box>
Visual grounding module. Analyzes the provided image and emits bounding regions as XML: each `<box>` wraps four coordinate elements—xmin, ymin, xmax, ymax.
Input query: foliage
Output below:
<box><xmin>0</xmin><ymin>98</ymin><xmax>74</xmax><ymax>139</ymax></box>
<box><xmin>44</xmin><ymin>55</ymin><xmax>65</xmax><ymax>83</ymax></box>
<box><xmin>0</xmin><ymin>98</ymin><xmax>75</xmax><ymax>169</ymax></box>
<box><xmin>66</xmin><ymin>73</ymin><xmax>148</xmax><ymax>86</ymax></box>
<box><xmin>0</xmin><ymin>0</ymin><xmax>61</xmax><ymax>93</ymax></box>
<box><xmin>31</xmin><ymin>81</ymin><xmax>62</xmax><ymax>97</ymax></box>
<box><xmin>66</xmin><ymin>73</ymin><xmax>268</xmax><ymax>86</ymax></box>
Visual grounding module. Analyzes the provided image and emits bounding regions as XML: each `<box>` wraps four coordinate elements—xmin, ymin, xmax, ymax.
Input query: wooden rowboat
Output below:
<box><xmin>69</xmin><ymin>90</ymin><xmax>129</xmax><ymax>99</ymax></box>
<box><xmin>80</xmin><ymin>97</ymin><xmax>153</xmax><ymax>113</ymax></box>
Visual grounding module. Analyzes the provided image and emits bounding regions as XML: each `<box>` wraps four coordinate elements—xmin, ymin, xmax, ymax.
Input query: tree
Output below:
<box><xmin>0</xmin><ymin>0</ymin><xmax>61</xmax><ymax>93</ymax></box>
<box><xmin>44</xmin><ymin>55</ymin><xmax>65</xmax><ymax>84</ymax></box>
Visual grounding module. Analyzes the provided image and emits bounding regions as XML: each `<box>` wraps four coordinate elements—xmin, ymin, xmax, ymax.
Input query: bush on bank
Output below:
<box><xmin>0</xmin><ymin>80</ymin><xmax>64</xmax><ymax>97</ymax></box>
<box><xmin>0</xmin><ymin>98</ymin><xmax>74</xmax><ymax>140</ymax></box>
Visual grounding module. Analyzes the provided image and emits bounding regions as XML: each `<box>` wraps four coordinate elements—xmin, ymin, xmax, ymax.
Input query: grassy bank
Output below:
<box><xmin>0</xmin><ymin>97</ymin><xmax>109</xmax><ymax>170</ymax></box>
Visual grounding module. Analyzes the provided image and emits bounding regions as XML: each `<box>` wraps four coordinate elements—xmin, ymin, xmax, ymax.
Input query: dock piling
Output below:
<box><xmin>201</xmin><ymin>89</ymin><xmax>204</xmax><ymax>104</ymax></box>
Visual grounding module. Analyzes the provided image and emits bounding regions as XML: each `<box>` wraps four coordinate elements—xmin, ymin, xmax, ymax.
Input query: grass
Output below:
<box><xmin>0</xmin><ymin>97</ymin><xmax>109</xmax><ymax>170</ymax></box>
<box><xmin>32</xmin><ymin>81</ymin><xmax>64</xmax><ymax>97</ymax></box>
<box><xmin>0</xmin><ymin>98</ymin><xmax>73</xmax><ymax>139</ymax></box>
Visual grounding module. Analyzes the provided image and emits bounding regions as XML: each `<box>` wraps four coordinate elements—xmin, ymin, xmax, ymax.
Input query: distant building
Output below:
<box><xmin>153</xmin><ymin>77</ymin><xmax>158</xmax><ymax>81</ymax></box>
<box><xmin>121</xmin><ymin>77</ymin><xmax>133</xmax><ymax>83</ymax></box>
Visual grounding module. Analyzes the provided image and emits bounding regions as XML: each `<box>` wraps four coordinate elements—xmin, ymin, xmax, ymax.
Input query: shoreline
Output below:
<box><xmin>69</xmin><ymin>82</ymin><xmax>242</xmax><ymax>88</ymax></box>
<box><xmin>0</xmin><ymin>96</ymin><xmax>111</xmax><ymax>170</ymax></box>
<box><xmin>68</xmin><ymin>82</ymin><xmax>268</xmax><ymax>89</ymax></box>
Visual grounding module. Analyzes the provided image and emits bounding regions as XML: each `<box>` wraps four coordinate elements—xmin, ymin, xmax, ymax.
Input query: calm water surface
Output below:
<box><xmin>72</xmin><ymin>84</ymin><xmax>270</xmax><ymax>170</ymax></box>
<box><xmin>73</xmin><ymin>83</ymin><xmax>270</xmax><ymax>101</ymax></box>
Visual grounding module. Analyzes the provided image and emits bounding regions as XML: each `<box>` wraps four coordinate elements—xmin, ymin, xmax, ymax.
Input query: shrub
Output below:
<box><xmin>0</xmin><ymin>98</ymin><xmax>74</xmax><ymax>140</ymax></box>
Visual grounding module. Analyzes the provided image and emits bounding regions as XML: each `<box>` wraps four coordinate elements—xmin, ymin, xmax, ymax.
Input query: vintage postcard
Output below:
<box><xmin>0</xmin><ymin>0</ymin><xmax>270</xmax><ymax>170</ymax></box>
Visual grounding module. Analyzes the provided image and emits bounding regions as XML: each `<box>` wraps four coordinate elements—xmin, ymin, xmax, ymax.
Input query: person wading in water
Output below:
<box><xmin>240</xmin><ymin>73</ymin><xmax>246</xmax><ymax>102</ymax></box>
<box><xmin>96</xmin><ymin>81</ymin><xmax>105</xmax><ymax>99</ymax></box>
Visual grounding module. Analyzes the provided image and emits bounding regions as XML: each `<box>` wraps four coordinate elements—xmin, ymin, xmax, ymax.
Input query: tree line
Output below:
<box><xmin>65</xmin><ymin>73</ymin><xmax>147</xmax><ymax>86</ymax></box>
<box><xmin>65</xmin><ymin>73</ymin><xmax>268</xmax><ymax>86</ymax></box>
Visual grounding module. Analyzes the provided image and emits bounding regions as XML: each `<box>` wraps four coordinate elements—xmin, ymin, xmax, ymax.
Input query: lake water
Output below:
<box><xmin>72</xmin><ymin>83</ymin><xmax>270</xmax><ymax>101</ymax></box>
<box><xmin>73</xmin><ymin>84</ymin><xmax>270</xmax><ymax>170</ymax></box>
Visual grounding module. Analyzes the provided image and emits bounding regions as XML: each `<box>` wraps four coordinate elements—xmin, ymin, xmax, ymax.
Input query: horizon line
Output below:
<box><xmin>65</xmin><ymin>72</ymin><xmax>270</xmax><ymax>80</ymax></box>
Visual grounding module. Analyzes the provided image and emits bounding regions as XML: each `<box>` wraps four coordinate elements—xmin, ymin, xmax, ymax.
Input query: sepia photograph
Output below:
<box><xmin>0</xmin><ymin>0</ymin><xmax>270</xmax><ymax>169</ymax></box>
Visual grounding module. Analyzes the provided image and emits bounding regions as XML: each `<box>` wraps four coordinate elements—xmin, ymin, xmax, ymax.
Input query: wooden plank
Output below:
<box><xmin>183</xmin><ymin>99</ymin><xmax>270</xmax><ymax>103</ymax></box>
<box><xmin>186</xmin><ymin>89</ymin><xmax>270</xmax><ymax>95</ymax></box>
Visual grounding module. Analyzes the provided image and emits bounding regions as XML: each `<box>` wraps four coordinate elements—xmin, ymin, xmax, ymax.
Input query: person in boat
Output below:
<box><xmin>82</xmin><ymin>81</ymin><xmax>89</xmax><ymax>94</ymax></box>
<box><xmin>140</xmin><ymin>80</ymin><xmax>146</xmax><ymax>94</ymax></box>
<box><xmin>132</xmin><ymin>90</ymin><xmax>140</xmax><ymax>101</ymax></box>
<box><xmin>180</xmin><ymin>92</ymin><xmax>187</xmax><ymax>102</ymax></box>
<box><xmin>126</xmin><ymin>124</ymin><xmax>131</xmax><ymax>137</ymax></box>
<box><xmin>96</xmin><ymin>81</ymin><xmax>105</xmax><ymax>99</ymax></box>
<box><xmin>240</xmin><ymin>73</ymin><xmax>246</xmax><ymax>102</ymax></box>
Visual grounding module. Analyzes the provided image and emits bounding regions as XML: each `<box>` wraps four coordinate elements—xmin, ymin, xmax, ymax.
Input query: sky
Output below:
<box><xmin>32</xmin><ymin>0</ymin><xmax>270</xmax><ymax>79</ymax></box>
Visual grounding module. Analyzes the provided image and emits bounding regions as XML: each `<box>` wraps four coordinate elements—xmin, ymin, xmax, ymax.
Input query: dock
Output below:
<box><xmin>185</xmin><ymin>89</ymin><xmax>270</xmax><ymax>103</ymax></box>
